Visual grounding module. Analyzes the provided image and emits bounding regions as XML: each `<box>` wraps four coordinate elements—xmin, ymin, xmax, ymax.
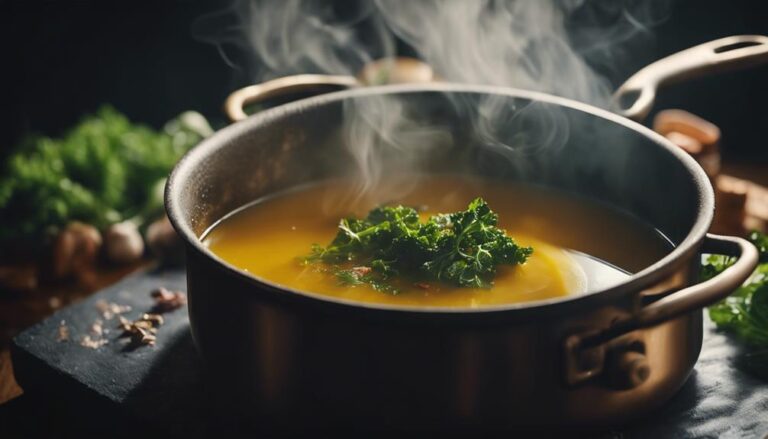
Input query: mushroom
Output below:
<box><xmin>145</xmin><ymin>215</ymin><xmax>184</xmax><ymax>265</ymax></box>
<box><xmin>103</xmin><ymin>221</ymin><xmax>145</xmax><ymax>264</ymax></box>
<box><xmin>51</xmin><ymin>222</ymin><xmax>102</xmax><ymax>279</ymax></box>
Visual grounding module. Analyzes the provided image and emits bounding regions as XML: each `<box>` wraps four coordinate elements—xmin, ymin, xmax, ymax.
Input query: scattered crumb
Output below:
<box><xmin>150</xmin><ymin>287</ymin><xmax>187</xmax><ymax>312</ymax></box>
<box><xmin>118</xmin><ymin>313</ymin><xmax>164</xmax><ymax>347</ymax></box>
<box><xmin>57</xmin><ymin>320</ymin><xmax>69</xmax><ymax>342</ymax></box>
<box><xmin>90</xmin><ymin>319</ymin><xmax>103</xmax><ymax>337</ymax></box>
<box><xmin>141</xmin><ymin>313</ymin><xmax>164</xmax><ymax>326</ymax></box>
<box><xmin>95</xmin><ymin>299</ymin><xmax>132</xmax><ymax>320</ymax></box>
<box><xmin>95</xmin><ymin>300</ymin><xmax>107</xmax><ymax>314</ymax></box>
<box><xmin>80</xmin><ymin>335</ymin><xmax>108</xmax><ymax>349</ymax></box>
<box><xmin>61</xmin><ymin>288</ymin><xmax>182</xmax><ymax>351</ymax></box>
<box><xmin>117</xmin><ymin>315</ymin><xmax>132</xmax><ymax>331</ymax></box>
<box><xmin>49</xmin><ymin>296</ymin><xmax>62</xmax><ymax>309</ymax></box>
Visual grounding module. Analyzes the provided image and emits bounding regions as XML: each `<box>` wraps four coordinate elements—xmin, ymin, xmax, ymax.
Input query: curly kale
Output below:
<box><xmin>306</xmin><ymin>198</ymin><xmax>533</xmax><ymax>294</ymax></box>
<box><xmin>706</xmin><ymin>231</ymin><xmax>768</xmax><ymax>346</ymax></box>
<box><xmin>749</xmin><ymin>230</ymin><xmax>768</xmax><ymax>263</ymax></box>
<box><xmin>0</xmin><ymin>106</ymin><xmax>210</xmax><ymax>248</ymax></box>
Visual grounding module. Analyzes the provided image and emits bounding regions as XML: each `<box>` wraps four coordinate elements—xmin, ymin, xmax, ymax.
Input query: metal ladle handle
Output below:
<box><xmin>613</xmin><ymin>35</ymin><xmax>768</xmax><ymax>121</ymax></box>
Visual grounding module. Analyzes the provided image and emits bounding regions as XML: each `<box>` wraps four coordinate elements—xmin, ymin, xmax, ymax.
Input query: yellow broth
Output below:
<box><xmin>202</xmin><ymin>175</ymin><xmax>671</xmax><ymax>307</ymax></box>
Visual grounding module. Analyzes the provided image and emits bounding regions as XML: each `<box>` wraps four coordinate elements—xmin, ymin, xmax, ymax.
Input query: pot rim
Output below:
<box><xmin>166</xmin><ymin>83</ymin><xmax>714</xmax><ymax>315</ymax></box>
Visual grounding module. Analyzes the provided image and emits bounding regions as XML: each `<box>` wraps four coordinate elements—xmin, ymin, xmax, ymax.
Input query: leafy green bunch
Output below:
<box><xmin>706</xmin><ymin>231</ymin><xmax>768</xmax><ymax>346</ymax></box>
<box><xmin>306</xmin><ymin>198</ymin><xmax>533</xmax><ymax>294</ymax></box>
<box><xmin>0</xmin><ymin>106</ymin><xmax>208</xmax><ymax>248</ymax></box>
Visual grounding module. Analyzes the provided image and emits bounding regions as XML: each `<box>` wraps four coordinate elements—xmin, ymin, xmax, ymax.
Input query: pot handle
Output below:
<box><xmin>613</xmin><ymin>35</ymin><xmax>768</xmax><ymax>121</ymax></box>
<box><xmin>224</xmin><ymin>57</ymin><xmax>437</xmax><ymax>122</ymax></box>
<box><xmin>564</xmin><ymin>233</ymin><xmax>757</xmax><ymax>386</ymax></box>
<box><xmin>224</xmin><ymin>74</ymin><xmax>360</xmax><ymax>122</ymax></box>
<box><xmin>577</xmin><ymin>233</ymin><xmax>758</xmax><ymax>351</ymax></box>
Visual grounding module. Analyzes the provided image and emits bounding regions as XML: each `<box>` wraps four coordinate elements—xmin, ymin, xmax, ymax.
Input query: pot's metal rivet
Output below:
<box><xmin>614</xmin><ymin>351</ymin><xmax>650</xmax><ymax>389</ymax></box>
<box><xmin>563</xmin><ymin>335</ymin><xmax>606</xmax><ymax>385</ymax></box>
<box><xmin>579</xmin><ymin>346</ymin><xmax>604</xmax><ymax>372</ymax></box>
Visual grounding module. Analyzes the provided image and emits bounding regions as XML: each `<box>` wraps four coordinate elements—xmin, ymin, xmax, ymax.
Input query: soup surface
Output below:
<box><xmin>202</xmin><ymin>175</ymin><xmax>671</xmax><ymax>307</ymax></box>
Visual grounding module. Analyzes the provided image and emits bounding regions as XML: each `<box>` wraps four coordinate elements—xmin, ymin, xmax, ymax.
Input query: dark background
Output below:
<box><xmin>2</xmin><ymin>0</ymin><xmax>768</xmax><ymax>162</ymax></box>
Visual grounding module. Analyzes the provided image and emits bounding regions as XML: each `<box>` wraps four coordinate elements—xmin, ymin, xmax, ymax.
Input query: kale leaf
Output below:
<box><xmin>706</xmin><ymin>231</ymin><xmax>768</xmax><ymax>346</ymax></box>
<box><xmin>306</xmin><ymin>198</ymin><xmax>532</xmax><ymax>294</ymax></box>
<box><xmin>749</xmin><ymin>230</ymin><xmax>768</xmax><ymax>263</ymax></box>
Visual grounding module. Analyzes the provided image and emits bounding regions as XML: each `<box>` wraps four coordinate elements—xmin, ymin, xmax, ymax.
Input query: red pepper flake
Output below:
<box><xmin>414</xmin><ymin>282</ymin><xmax>431</xmax><ymax>290</ymax></box>
<box><xmin>351</xmin><ymin>266</ymin><xmax>372</xmax><ymax>276</ymax></box>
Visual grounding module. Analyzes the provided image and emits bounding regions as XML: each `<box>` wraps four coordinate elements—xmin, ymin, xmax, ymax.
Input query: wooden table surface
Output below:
<box><xmin>0</xmin><ymin>162</ymin><xmax>766</xmax><ymax>406</ymax></box>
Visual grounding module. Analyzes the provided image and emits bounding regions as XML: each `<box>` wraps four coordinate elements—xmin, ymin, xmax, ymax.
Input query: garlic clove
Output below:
<box><xmin>104</xmin><ymin>221</ymin><xmax>145</xmax><ymax>264</ymax></box>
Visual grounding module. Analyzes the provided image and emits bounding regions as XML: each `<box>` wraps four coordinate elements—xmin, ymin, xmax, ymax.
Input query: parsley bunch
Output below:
<box><xmin>0</xmin><ymin>106</ymin><xmax>210</xmax><ymax>248</ymax></box>
<box><xmin>306</xmin><ymin>198</ymin><xmax>533</xmax><ymax>294</ymax></box>
<box><xmin>706</xmin><ymin>231</ymin><xmax>768</xmax><ymax>346</ymax></box>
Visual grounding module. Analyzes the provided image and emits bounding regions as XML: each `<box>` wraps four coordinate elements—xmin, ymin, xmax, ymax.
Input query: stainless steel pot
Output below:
<box><xmin>166</xmin><ymin>36</ymin><xmax>767</xmax><ymax>431</ymax></box>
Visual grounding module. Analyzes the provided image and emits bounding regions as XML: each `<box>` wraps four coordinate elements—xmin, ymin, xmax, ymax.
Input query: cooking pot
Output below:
<box><xmin>166</xmin><ymin>36</ymin><xmax>767</xmax><ymax>430</ymax></box>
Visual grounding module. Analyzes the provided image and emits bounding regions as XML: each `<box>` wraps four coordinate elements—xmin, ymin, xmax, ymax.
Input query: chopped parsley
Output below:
<box><xmin>305</xmin><ymin>198</ymin><xmax>532</xmax><ymax>294</ymax></box>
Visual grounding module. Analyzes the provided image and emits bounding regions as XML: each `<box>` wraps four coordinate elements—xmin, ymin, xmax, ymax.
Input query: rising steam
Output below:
<box><xmin>376</xmin><ymin>0</ymin><xmax>612</xmax><ymax>105</ymax></box>
<box><xmin>195</xmin><ymin>0</ymin><xmax>668</xmax><ymax>199</ymax></box>
<box><xmin>194</xmin><ymin>0</ymin><xmax>394</xmax><ymax>80</ymax></box>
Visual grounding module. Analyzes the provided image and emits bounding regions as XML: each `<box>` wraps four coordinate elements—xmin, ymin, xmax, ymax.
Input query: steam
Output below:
<box><xmin>343</xmin><ymin>94</ymin><xmax>453</xmax><ymax>198</ymax></box>
<box><xmin>196</xmin><ymin>0</ymin><xmax>667</xmax><ymax>200</ymax></box>
<box><xmin>376</xmin><ymin>0</ymin><xmax>611</xmax><ymax>106</ymax></box>
<box><xmin>194</xmin><ymin>0</ymin><xmax>394</xmax><ymax>80</ymax></box>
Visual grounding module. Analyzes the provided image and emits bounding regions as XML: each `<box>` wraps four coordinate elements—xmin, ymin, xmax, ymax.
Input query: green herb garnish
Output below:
<box><xmin>305</xmin><ymin>198</ymin><xmax>532</xmax><ymax>294</ymax></box>
<box><xmin>706</xmin><ymin>231</ymin><xmax>768</xmax><ymax>346</ymax></box>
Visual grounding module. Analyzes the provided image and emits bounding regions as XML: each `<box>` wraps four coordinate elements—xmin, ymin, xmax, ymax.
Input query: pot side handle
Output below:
<box><xmin>580</xmin><ymin>233</ymin><xmax>758</xmax><ymax>350</ymax></box>
<box><xmin>564</xmin><ymin>234</ymin><xmax>757</xmax><ymax>387</ymax></box>
<box><xmin>613</xmin><ymin>35</ymin><xmax>768</xmax><ymax>122</ymax></box>
<box><xmin>224</xmin><ymin>57</ymin><xmax>436</xmax><ymax>123</ymax></box>
<box><xmin>224</xmin><ymin>74</ymin><xmax>360</xmax><ymax>123</ymax></box>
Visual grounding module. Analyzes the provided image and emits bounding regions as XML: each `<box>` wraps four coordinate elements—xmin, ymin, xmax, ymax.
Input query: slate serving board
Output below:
<box><xmin>10</xmin><ymin>268</ymin><xmax>768</xmax><ymax>438</ymax></box>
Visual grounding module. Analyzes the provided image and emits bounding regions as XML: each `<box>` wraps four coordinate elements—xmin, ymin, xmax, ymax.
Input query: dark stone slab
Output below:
<box><xmin>10</xmin><ymin>267</ymin><xmax>768</xmax><ymax>437</ymax></box>
<box><xmin>10</xmin><ymin>268</ymin><xmax>215</xmax><ymax>437</ymax></box>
